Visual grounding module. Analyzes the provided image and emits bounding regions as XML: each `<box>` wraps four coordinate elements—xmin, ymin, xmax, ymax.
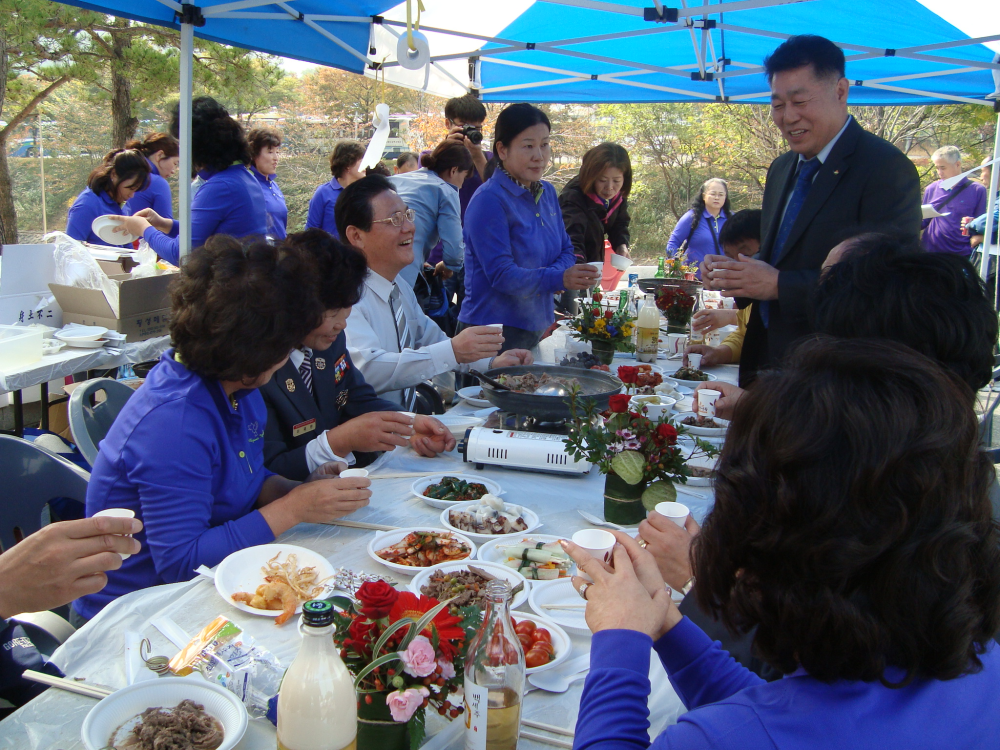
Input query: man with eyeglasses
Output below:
<box><xmin>339</xmin><ymin>175</ymin><xmax>533</xmax><ymax>407</ymax></box>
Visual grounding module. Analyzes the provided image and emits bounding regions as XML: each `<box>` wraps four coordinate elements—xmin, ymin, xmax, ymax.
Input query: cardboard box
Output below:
<box><xmin>48</xmin><ymin>272</ymin><xmax>174</xmax><ymax>342</ymax></box>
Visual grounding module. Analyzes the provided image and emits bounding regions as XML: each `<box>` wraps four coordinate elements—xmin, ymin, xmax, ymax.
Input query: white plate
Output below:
<box><xmin>61</xmin><ymin>338</ymin><xmax>108</xmax><ymax>349</ymax></box>
<box><xmin>440</xmin><ymin>501</ymin><xmax>542</xmax><ymax>543</ymax></box>
<box><xmin>55</xmin><ymin>326</ymin><xmax>108</xmax><ymax>343</ymax></box>
<box><xmin>513</xmin><ymin>612</ymin><xmax>572</xmax><ymax>674</ymax></box>
<box><xmin>476</xmin><ymin>534</ymin><xmax>574</xmax><ymax>580</ymax></box>
<box><xmin>674</xmin><ymin>411</ymin><xmax>729</xmax><ymax>437</ymax></box>
<box><xmin>412</xmin><ymin>473</ymin><xmax>504</xmax><ymax>509</ymax></box>
<box><xmin>82</xmin><ymin>678</ymin><xmax>247</xmax><ymax>750</ymax></box>
<box><xmin>667</xmin><ymin>371</ymin><xmax>719</xmax><ymax>388</ymax></box>
<box><xmin>368</xmin><ymin>527</ymin><xmax>477</xmax><ymax>576</ymax></box>
<box><xmin>91</xmin><ymin>214</ymin><xmax>139</xmax><ymax>246</ymax></box>
<box><xmin>433</xmin><ymin>414</ymin><xmax>485</xmax><ymax>440</ymax></box>
<box><xmin>409</xmin><ymin>559</ymin><xmax>530</xmax><ymax>610</ymax></box>
<box><xmin>528</xmin><ymin>578</ymin><xmax>590</xmax><ymax>633</ymax></box>
<box><xmin>215</xmin><ymin>544</ymin><xmax>335</xmax><ymax>618</ymax></box>
<box><xmin>457</xmin><ymin>386</ymin><xmax>492</xmax><ymax>407</ymax></box>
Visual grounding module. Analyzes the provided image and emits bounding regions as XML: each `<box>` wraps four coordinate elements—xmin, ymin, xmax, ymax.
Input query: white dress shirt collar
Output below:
<box><xmin>799</xmin><ymin>114</ymin><xmax>852</xmax><ymax>167</ymax></box>
<box><xmin>364</xmin><ymin>269</ymin><xmax>396</xmax><ymax>303</ymax></box>
<box><xmin>288</xmin><ymin>347</ymin><xmax>311</xmax><ymax>370</ymax></box>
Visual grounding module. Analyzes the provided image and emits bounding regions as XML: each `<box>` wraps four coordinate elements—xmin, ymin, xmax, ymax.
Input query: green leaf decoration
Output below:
<box><xmin>323</xmin><ymin>595</ymin><xmax>357</xmax><ymax>614</ymax></box>
<box><xmin>641</xmin><ymin>480</ymin><xmax>677</xmax><ymax>510</ymax></box>
<box><xmin>352</xmin><ymin>651</ymin><xmax>402</xmax><ymax>690</ymax></box>
<box><xmin>373</xmin><ymin>617</ymin><xmax>415</xmax><ymax>662</ymax></box>
<box><xmin>612</xmin><ymin>450</ymin><xmax>645</xmax><ymax>485</ymax></box>
<box><xmin>409</xmin><ymin>702</ymin><xmax>427</xmax><ymax>750</ymax></box>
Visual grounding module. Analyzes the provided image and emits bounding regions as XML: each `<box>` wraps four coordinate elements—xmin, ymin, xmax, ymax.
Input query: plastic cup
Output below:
<box><xmin>653</xmin><ymin>502</ymin><xmax>690</xmax><ymax>527</ymax></box>
<box><xmin>553</xmin><ymin>347</ymin><xmax>568</xmax><ymax>365</ymax></box>
<box><xmin>697</xmin><ymin>389</ymin><xmax>721</xmax><ymax>417</ymax></box>
<box><xmin>340</xmin><ymin>468</ymin><xmax>369</xmax><ymax>479</ymax></box>
<box><xmin>93</xmin><ymin>508</ymin><xmax>136</xmax><ymax>560</ymax></box>
<box><xmin>571</xmin><ymin>529</ymin><xmax>617</xmax><ymax>578</ymax></box>
<box><xmin>688</xmin><ymin>353</ymin><xmax>703</xmax><ymax>370</ymax></box>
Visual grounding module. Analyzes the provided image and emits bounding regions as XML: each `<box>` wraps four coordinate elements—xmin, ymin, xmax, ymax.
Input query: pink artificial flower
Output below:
<box><xmin>437</xmin><ymin>657</ymin><xmax>456</xmax><ymax>680</ymax></box>
<box><xmin>400</xmin><ymin>635</ymin><xmax>437</xmax><ymax>677</ymax></box>
<box><xmin>386</xmin><ymin>686</ymin><xmax>430</xmax><ymax>723</ymax></box>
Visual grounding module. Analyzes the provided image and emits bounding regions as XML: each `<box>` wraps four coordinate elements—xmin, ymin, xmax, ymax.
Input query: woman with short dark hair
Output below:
<box><xmin>66</xmin><ymin>149</ymin><xmax>150</xmax><ymax>245</ymax></box>
<box><xmin>306</xmin><ymin>140</ymin><xmax>366</xmax><ymax>235</ymax></box>
<box><xmin>559</xmin><ymin>142</ymin><xmax>633</xmax><ymax>263</ymax></box>
<box><xmin>565</xmin><ymin>336</ymin><xmax>1000</xmax><ymax>749</ymax></box>
<box><xmin>74</xmin><ymin>235</ymin><xmax>372</xmax><ymax>623</ymax></box>
<box><xmin>248</xmin><ymin>126</ymin><xmax>288</xmax><ymax>240</ymax></box>
<box><xmin>124</xmin><ymin>132</ymin><xmax>179</xmax><ymax>219</ymax></box>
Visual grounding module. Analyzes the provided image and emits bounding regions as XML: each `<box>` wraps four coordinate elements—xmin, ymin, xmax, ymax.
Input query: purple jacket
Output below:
<box><xmin>921</xmin><ymin>177</ymin><xmax>987</xmax><ymax>256</ymax></box>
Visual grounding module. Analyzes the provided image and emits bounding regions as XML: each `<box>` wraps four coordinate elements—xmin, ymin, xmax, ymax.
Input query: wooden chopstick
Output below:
<box><xmin>367</xmin><ymin>471</ymin><xmax>445</xmax><ymax>479</ymax></box>
<box><xmin>522</xmin><ymin>719</ymin><xmax>575</xmax><ymax>737</ymax></box>
<box><xmin>521</xmin><ymin>730</ymin><xmax>574</xmax><ymax>748</ymax></box>
<box><xmin>22</xmin><ymin>670</ymin><xmax>111</xmax><ymax>699</ymax></box>
<box><xmin>321</xmin><ymin>519</ymin><xmax>401</xmax><ymax>531</ymax></box>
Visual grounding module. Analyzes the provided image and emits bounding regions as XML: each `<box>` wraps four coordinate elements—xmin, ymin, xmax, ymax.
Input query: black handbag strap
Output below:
<box><xmin>936</xmin><ymin>179</ymin><xmax>972</xmax><ymax>211</ymax></box>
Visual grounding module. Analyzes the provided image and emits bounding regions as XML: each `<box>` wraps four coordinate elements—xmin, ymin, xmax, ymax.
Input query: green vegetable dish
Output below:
<box><xmin>423</xmin><ymin>476</ymin><xmax>490</xmax><ymax>502</ymax></box>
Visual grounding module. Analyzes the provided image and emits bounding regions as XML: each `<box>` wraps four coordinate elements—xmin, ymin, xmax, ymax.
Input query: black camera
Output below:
<box><xmin>461</xmin><ymin>125</ymin><xmax>483</xmax><ymax>145</ymax></box>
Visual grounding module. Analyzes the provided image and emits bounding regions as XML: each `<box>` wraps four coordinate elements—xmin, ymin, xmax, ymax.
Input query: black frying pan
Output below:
<box><xmin>477</xmin><ymin>365</ymin><xmax>622</xmax><ymax>421</ymax></box>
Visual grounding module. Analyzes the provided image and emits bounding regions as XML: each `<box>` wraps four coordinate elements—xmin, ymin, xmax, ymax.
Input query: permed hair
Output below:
<box><xmin>247</xmin><ymin>127</ymin><xmax>283</xmax><ymax>159</ymax></box>
<box><xmin>329</xmin><ymin>140</ymin><xmax>366</xmax><ymax>178</ymax></box>
<box><xmin>283</xmin><ymin>229</ymin><xmax>369</xmax><ymax>311</ymax></box>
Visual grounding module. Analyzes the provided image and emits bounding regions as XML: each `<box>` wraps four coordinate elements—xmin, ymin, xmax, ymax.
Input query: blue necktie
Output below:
<box><xmin>760</xmin><ymin>158</ymin><xmax>822</xmax><ymax>328</ymax></box>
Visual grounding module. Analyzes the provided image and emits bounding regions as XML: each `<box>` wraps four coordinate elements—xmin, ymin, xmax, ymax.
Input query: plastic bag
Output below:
<box><xmin>129</xmin><ymin>239</ymin><xmax>159</xmax><ymax>279</ymax></box>
<box><xmin>46</xmin><ymin>231</ymin><xmax>120</xmax><ymax>314</ymax></box>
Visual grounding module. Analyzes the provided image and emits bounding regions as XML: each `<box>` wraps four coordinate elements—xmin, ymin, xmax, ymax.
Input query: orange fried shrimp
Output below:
<box><xmin>259</xmin><ymin>579</ymin><xmax>299</xmax><ymax>625</ymax></box>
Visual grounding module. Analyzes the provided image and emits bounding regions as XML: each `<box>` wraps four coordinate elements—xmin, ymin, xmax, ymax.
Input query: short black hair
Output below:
<box><xmin>283</xmin><ymin>229</ymin><xmax>368</xmax><ymax>313</ymax></box>
<box><xmin>493</xmin><ymin>103</ymin><xmax>550</xmax><ymax>168</ymax></box>
<box><xmin>396</xmin><ymin>152</ymin><xmax>419</xmax><ymax>169</ymax></box>
<box><xmin>813</xmin><ymin>244</ymin><xmax>998</xmax><ymax>392</ymax></box>
<box><xmin>763</xmin><ymin>35</ymin><xmax>846</xmax><ymax>83</ymax></box>
<box><xmin>445</xmin><ymin>94</ymin><xmax>487</xmax><ymax>124</ymax></box>
<box><xmin>329</xmin><ymin>140</ymin><xmax>365</xmax><ymax>178</ymax></box>
<box><xmin>247</xmin><ymin>126</ymin><xmax>282</xmax><ymax>159</ymax></box>
<box><xmin>171</xmin><ymin>96</ymin><xmax>252</xmax><ymax>172</ymax></box>
<box><xmin>718</xmin><ymin>209</ymin><xmax>762</xmax><ymax>247</ymax></box>
<box><xmin>335</xmin><ymin>174</ymin><xmax>396</xmax><ymax>244</ymax></box>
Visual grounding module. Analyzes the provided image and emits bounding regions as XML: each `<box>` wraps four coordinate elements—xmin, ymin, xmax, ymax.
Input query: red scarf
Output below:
<box><xmin>586</xmin><ymin>191</ymin><xmax>623</xmax><ymax>225</ymax></box>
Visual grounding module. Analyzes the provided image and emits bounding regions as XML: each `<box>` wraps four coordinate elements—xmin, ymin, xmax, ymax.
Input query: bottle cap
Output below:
<box><xmin>302</xmin><ymin>599</ymin><xmax>334</xmax><ymax>627</ymax></box>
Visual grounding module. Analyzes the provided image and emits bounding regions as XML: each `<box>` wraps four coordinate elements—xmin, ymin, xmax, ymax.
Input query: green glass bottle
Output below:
<box><xmin>654</xmin><ymin>257</ymin><xmax>666</xmax><ymax>278</ymax></box>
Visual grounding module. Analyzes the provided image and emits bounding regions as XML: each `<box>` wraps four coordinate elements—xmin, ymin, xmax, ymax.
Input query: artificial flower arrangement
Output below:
<box><xmin>329</xmin><ymin>580</ymin><xmax>479</xmax><ymax>749</ymax></box>
<box><xmin>567</xmin><ymin>291</ymin><xmax>636</xmax><ymax>359</ymax></box>
<box><xmin>655</xmin><ymin>286</ymin><xmax>696</xmax><ymax>328</ymax></box>
<box><xmin>564</xmin><ymin>386</ymin><xmax>719</xmax><ymax>522</ymax></box>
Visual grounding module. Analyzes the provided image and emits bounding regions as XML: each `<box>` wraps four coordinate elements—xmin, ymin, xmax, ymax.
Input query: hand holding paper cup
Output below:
<box><xmin>339</xmin><ymin>468</ymin><xmax>370</xmax><ymax>479</ymax></box>
<box><xmin>571</xmin><ymin>529</ymin><xmax>616</xmax><ymax>580</ymax></box>
<box><xmin>93</xmin><ymin>508</ymin><xmax>137</xmax><ymax>560</ymax></box>
<box><xmin>688</xmin><ymin>352</ymin><xmax>703</xmax><ymax>370</ymax></box>
<box><xmin>697</xmin><ymin>389</ymin><xmax>721</xmax><ymax>417</ymax></box>
<box><xmin>653</xmin><ymin>502</ymin><xmax>690</xmax><ymax>527</ymax></box>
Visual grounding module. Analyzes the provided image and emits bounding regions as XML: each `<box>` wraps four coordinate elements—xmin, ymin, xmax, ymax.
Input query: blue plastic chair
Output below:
<box><xmin>68</xmin><ymin>378</ymin><xmax>135</xmax><ymax>468</ymax></box>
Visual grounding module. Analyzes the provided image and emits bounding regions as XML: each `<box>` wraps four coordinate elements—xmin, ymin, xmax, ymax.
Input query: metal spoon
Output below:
<box><xmin>469</xmin><ymin>369</ymin><xmax>510</xmax><ymax>392</ymax></box>
<box><xmin>535</xmin><ymin>382</ymin><xmax>569</xmax><ymax>397</ymax></box>
<box><xmin>577</xmin><ymin>510</ymin><xmax>627</xmax><ymax>531</ymax></box>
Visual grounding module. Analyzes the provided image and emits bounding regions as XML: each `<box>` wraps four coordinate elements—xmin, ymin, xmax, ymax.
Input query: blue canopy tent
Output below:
<box><xmin>54</xmin><ymin>0</ymin><xmax>999</xmax><ymax>273</ymax></box>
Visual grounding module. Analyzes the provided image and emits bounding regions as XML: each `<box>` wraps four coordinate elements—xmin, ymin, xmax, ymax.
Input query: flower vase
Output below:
<box><xmin>666</xmin><ymin>310</ymin><xmax>692</xmax><ymax>332</ymax></box>
<box><xmin>603</xmin><ymin>472</ymin><xmax>648</xmax><ymax>525</ymax></box>
<box><xmin>591</xmin><ymin>339</ymin><xmax>616</xmax><ymax>365</ymax></box>
<box><xmin>357</xmin><ymin>691</ymin><xmax>410</xmax><ymax>750</ymax></box>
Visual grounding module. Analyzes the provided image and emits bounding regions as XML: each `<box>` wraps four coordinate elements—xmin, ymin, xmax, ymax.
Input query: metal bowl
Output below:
<box><xmin>481</xmin><ymin>365</ymin><xmax>622</xmax><ymax>421</ymax></box>
<box><xmin>637</xmin><ymin>278</ymin><xmax>703</xmax><ymax>297</ymax></box>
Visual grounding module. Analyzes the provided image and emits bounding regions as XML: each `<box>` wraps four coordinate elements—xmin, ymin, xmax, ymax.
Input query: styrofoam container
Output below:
<box><xmin>82</xmin><ymin>678</ymin><xmax>248</xmax><ymax>750</ymax></box>
<box><xmin>0</xmin><ymin>325</ymin><xmax>43</xmax><ymax>371</ymax></box>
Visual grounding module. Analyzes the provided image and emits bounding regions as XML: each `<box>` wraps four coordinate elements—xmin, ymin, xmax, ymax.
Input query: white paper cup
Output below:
<box><xmin>571</xmin><ymin>529</ymin><xmax>616</xmax><ymax>572</ymax></box>
<box><xmin>653</xmin><ymin>502</ymin><xmax>690</xmax><ymax>527</ymax></box>
<box><xmin>610</xmin><ymin>254</ymin><xmax>633</xmax><ymax>271</ymax></box>
<box><xmin>484</xmin><ymin>323</ymin><xmax>504</xmax><ymax>332</ymax></box>
<box><xmin>667</xmin><ymin>333</ymin><xmax>687</xmax><ymax>355</ymax></box>
<box><xmin>587</xmin><ymin>261</ymin><xmax>604</xmax><ymax>272</ymax></box>
<box><xmin>688</xmin><ymin>353</ymin><xmax>703</xmax><ymax>370</ymax></box>
<box><xmin>707</xmin><ymin>330</ymin><xmax>723</xmax><ymax>347</ymax></box>
<box><xmin>93</xmin><ymin>508</ymin><xmax>136</xmax><ymax>560</ymax></box>
<box><xmin>340</xmin><ymin>468</ymin><xmax>370</xmax><ymax>479</ymax></box>
<box><xmin>697</xmin><ymin>389</ymin><xmax>721</xmax><ymax>417</ymax></box>
<box><xmin>630</xmin><ymin>396</ymin><xmax>676</xmax><ymax>420</ymax></box>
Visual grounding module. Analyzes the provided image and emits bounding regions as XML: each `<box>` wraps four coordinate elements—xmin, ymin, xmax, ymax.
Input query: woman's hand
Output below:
<box><xmin>411</xmin><ymin>415</ymin><xmax>456</xmax><ymax>457</ymax></box>
<box><xmin>692</xmin><ymin>309</ymin><xmax>738</xmax><ymax>334</ymax></box>
<box><xmin>272</xmin><ymin>476</ymin><xmax>372</xmax><ymax>527</ymax></box>
<box><xmin>563</xmin><ymin>264</ymin><xmax>601</xmax><ymax>291</ymax></box>
<box><xmin>110</xmin><ymin>214</ymin><xmax>152</xmax><ymax>237</ymax></box>
<box><xmin>133</xmin><ymin>207</ymin><xmax>173</xmax><ymax>233</ymax></box>
<box><xmin>684</xmin><ymin>344</ymin><xmax>733</xmax><ymax>367</ymax></box>
<box><xmin>637</xmin><ymin>513</ymin><xmax>700</xmax><ymax>589</ymax></box>
<box><xmin>327</xmin><ymin>412</ymin><xmax>416</xmax><ymax>456</ymax></box>
<box><xmin>694</xmin><ymin>381</ymin><xmax>744</xmax><ymax>420</ymax></box>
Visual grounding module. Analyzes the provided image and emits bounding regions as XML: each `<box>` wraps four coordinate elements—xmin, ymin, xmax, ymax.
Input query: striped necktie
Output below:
<box><xmin>298</xmin><ymin>347</ymin><xmax>313</xmax><ymax>394</ymax></box>
<box><xmin>388</xmin><ymin>284</ymin><xmax>416</xmax><ymax>410</ymax></box>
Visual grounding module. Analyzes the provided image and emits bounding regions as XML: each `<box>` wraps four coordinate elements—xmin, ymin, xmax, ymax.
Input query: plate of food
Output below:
<box><xmin>674</xmin><ymin>412</ymin><xmax>729</xmax><ymax>437</ymax></box>
<box><xmin>440</xmin><ymin>496</ymin><xmax>541</xmax><ymax>543</ymax></box>
<box><xmin>410</xmin><ymin>559</ymin><xmax>530</xmax><ymax>610</ymax></box>
<box><xmin>434</xmin><ymin>414</ymin><xmax>485</xmax><ymax>440</ymax></box>
<box><xmin>669</xmin><ymin>367</ymin><xmax>718</xmax><ymax>388</ymax></box>
<box><xmin>512</xmin><ymin>612</ymin><xmax>572</xmax><ymax>674</ymax></box>
<box><xmin>476</xmin><ymin>534</ymin><xmax>574</xmax><ymax>580</ymax></box>
<box><xmin>683</xmin><ymin>463</ymin><xmax>715</xmax><ymax>486</ymax></box>
<box><xmin>368</xmin><ymin>527</ymin><xmax>476</xmax><ymax>576</ymax></box>
<box><xmin>412</xmin><ymin>473</ymin><xmax>502</xmax><ymax>509</ymax></box>
<box><xmin>457</xmin><ymin>386</ymin><xmax>492</xmax><ymax>407</ymax></box>
<box><xmin>528</xmin><ymin>578</ymin><xmax>589</xmax><ymax>633</ymax></box>
<box><xmin>216</xmin><ymin>544</ymin><xmax>334</xmax><ymax>625</ymax></box>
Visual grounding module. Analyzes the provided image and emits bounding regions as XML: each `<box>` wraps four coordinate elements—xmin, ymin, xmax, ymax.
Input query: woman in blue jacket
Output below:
<box><xmin>564</xmin><ymin>338</ymin><xmax>1000</xmax><ymax>750</ymax></box>
<box><xmin>65</xmin><ymin>149</ymin><xmax>150</xmax><ymax>246</ymax></box>
<box><xmin>124</xmin><ymin>132</ymin><xmax>179</xmax><ymax>219</ymax></box>
<box><xmin>306</xmin><ymin>140</ymin><xmax>365</xmax><ymax>236</ymax></box>
<box><xmin>665</xmin><ymin>178</ymin><xmax>732</xmax><ymax>276</ymax></box>
<box><xmin>248</xmin><ymin>126</ymin><xmax>288</xmax><ymax>241</ymax></box>
<box><xmin>73</xmin><ymin>235</ymin><xmax>372</xmax><ymax>624</ymax></box>
<box><xmin>113</xmin><ymin>97</ymin><xmax>266</xmax><ymax>266</ymax></box>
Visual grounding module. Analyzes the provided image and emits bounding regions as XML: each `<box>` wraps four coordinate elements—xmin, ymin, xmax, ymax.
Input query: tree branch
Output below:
<box><xmin>0</xmin><ymin>75</ymin><xmax>70</xmax><ymax>140</ymax></box>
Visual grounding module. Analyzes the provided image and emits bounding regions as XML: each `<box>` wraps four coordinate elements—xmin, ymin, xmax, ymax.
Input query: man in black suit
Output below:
<box><xmin>703</xmin><ymin>35</ymin><xmax>922</xmax><ymax>385</ymax></box>
<box><xmin>261</xmin><ymin>230</ymin><xmax>455</xmax><ymax>481</ymax></box>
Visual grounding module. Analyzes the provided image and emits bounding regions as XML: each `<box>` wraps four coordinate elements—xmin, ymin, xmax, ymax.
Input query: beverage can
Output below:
<box><xmin>628</xmin><ymin>273</ymin><xmax>638</xmax><ymax>287</ymax></box>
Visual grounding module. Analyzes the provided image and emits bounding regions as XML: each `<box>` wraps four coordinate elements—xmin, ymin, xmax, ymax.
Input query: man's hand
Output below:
<box><xmin>446</xmin><ymin>125</ymin><xmax>488</xmax><ymax>179</ymax></box>
<box><xmin>684</xmin><ymin>344</ymin><xmax>733</xmax><ymax>367</ymax></box>
<box><xmin>433</xmin><ymin>261</ymin><xmax>454</xmax><ymax>280</ymax></box>
<box><xmin>493</xmin><ymin>349</ymin><xmax>533</xmax><ymax>367</ymax></box>
<box><xmin>563</xmin><ymin>264</ymin><xmax>601</xmax><ymax>291</ymax></box>
<box><xmin>692</xmin><ymin>309</ymin><xmax>738</xmax><ymax>333</ymax></box>
<box><xmin>411</xmin><ymin>415</ymin><xmax>456</xmax><ymax>456</ymax></box>
<box><xmin>694</xmin><ymin>381</ymin><xmax>744</xmax><ymax>420</ymax></box>
<box><xmin>452</xmin><ymin>326</ymin><xmax>504</xmax><ymax>364</ymax></box>
<box><xmin>327</xmin><ymin>412</ymin><xmax>417</xmax><ymax>456</ymax></box>
<box><xmin>707</xmin><ymin>255</ymin><xmax>779</xmax><ymax>300</ymax></box>
<box><xmin>0</xmin><ymin>517</ymin><xmax>143</xmax><ymax>619</ymax></box>
<box><xmin>615</xmin><ymin>244</ymin><xmax>631</xmax><ymax>259</ymax></box>
<box><xmin>637</xmin><ymin>513</ymin><xmax>699</xmax><ymax>590</ymax></box>
<box><xmin>699</xmin><ymin>254</ymin><xmax>729</xmax><ymax>291</ymax></box>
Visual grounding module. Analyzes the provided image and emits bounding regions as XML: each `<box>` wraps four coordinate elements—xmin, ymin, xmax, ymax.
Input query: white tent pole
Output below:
<box><xmin>179</xmin><ymin>0</ymin><xmax>194</xmax><ymax>260</ymax></box>
<box><xmin>982</xmin><ymin>112</ymin><xmax>1000</xmax><ymax>283</ymax></box>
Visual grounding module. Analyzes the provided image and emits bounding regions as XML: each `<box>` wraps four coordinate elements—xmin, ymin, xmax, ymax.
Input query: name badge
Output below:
<box><xmin>292</xmin><ymin>418</ymin><xmax>317</xmax><ymax>437</ymax></box>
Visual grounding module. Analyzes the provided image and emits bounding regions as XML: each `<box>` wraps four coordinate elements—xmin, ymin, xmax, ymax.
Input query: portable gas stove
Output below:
<box><xmin>459</xmin><ymin>411</ymin><xmax>592</xmax><ymax>475</ymax></box>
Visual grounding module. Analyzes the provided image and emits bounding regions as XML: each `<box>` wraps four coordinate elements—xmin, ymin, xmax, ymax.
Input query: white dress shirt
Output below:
<box><xmin>346</xmin><ymin>271</ymin><xmax>493</xmax><ymax>405</ymax></box>
<box><xmin>779</xmin><ymin>115</ymin><xmax>853</xmax><ymax>226</ymax></box>
<box><xmin>287</xmin><ymin>347</ymin><xmax>356</xmax><ymax>473</ymax></box>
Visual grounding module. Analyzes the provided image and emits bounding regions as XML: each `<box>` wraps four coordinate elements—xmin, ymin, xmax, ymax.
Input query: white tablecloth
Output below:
<box><xmin>0</xmin><ymin>355</ymin><xmax>738</xmax><ymax>749</ymax></box>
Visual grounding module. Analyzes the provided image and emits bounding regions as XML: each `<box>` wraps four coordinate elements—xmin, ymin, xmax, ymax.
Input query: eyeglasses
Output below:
<box><xmin>705</xmin><ymin>192</ymin><xmax>727</xmax><ymax>199</ymax></box>
<box><xmin>372</xmin><ymin>209</ymin><xmax>416</xmax><ymax>227</ymax></box>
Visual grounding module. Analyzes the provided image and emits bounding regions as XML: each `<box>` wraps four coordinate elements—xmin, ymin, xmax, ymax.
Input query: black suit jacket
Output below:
<box><xmin>739</xmin><ymin>118</ymin><xmax>922</xmax><ymax>385</ymax></box>
<box><xmin>260</xmin><ymin>335</ymin><xmax>399</xmax><ymax>480</ymax></box>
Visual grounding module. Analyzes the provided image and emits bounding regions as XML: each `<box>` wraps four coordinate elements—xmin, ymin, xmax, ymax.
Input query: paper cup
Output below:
<box><xmin>571</xmin><ymin>529</ymin><xmax>616</xmax><ymax>568</ymax></box>
<box><xmin>93</xmin><ymin>508</ymin><xmax>136</xmax><ymax>560</ymax></box>
<box><xmin>688</xmin><ymin>353</ymin><xmax>703</xmax><ymax>370</ymax></box>
<box><xmin>707</xmin><ymin>330</ymin><xmax>723</xmax><ymax>347</ymax></box>
<box><xmin>653</xmin><ymin>502</ymin><xmax>690</xmax><ymax>527</ymax></box>
<box><xmin>697</xmin><ymin>389</ymin><xmax>721</xmax><ymax>417</ymax></box>
<box><xmin>667</xmin><ymin>333</ymin><xmax>687</xmax><ymax>355</ymax></box>
<box><xmin>610</xmin><ymin>254</ymin><xmax>633</xmax><ymax>271</ymax></box>
<box><xmin>484</xmin><ymin>323</ymin><xmax>504</xmax><ymax>332</ymax></box>
<box><xmin>340</xmin><ymin>468</ymin><xmax>370</xmax><ymax>479</ymax></box>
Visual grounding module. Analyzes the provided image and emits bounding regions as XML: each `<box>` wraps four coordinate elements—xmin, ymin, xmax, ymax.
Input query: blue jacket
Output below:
<box><xmin>76</xmin><ymin>350</ymin><xmax>276</xmax><ymax>619</ymax></box>
<box><xmin>65</xmin><ymin>187</ymin><xmax>125</xmax><ymax>246</ymax></box>
<box><xmin>666</xmin><ymin>209</ymin><xmax>728</xmax><ymax>276</ymax></box>
<box><xmin>459</xmin><ymin>169</ymin><xmax>576</xmax><ymax>331</ymax></box>
<box><xmin>575</xmin><ymin>617</ymin><xmax>1000</xmax><ymax>749</ymax></box>
<box><xmin>390</xmin><ymin>168</ymin><xmax>464</xmax><ymax>287</ymax></box>
<box><xmin>142</xmin><ymin>164</ymin><xmax>267</xmax><ymax>265</ymax></box>
<box><xmin>126</xmin><ymin>157</ymin><xmax>173</xmax><ymax>219</ymax></box>
<box><xmin>306</xmin><ymin>178</ymin><xmax>344</xmax><ymax>236</ymax></box>
<box><xmin>969</xmin><ymin>192</ymin><xmax>999</xmax><ymax>244</ymax></box>
<box><xmin>252</xmin><ymin>166</ymin><xmax>288</xmax><ymax>240</ymax></box>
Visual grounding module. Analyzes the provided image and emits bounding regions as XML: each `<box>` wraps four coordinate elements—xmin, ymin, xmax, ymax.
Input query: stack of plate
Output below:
<box><xmin>54</xmin><ymin>326</ymin><xmax>109</xmax><ymax>349</ymax></box>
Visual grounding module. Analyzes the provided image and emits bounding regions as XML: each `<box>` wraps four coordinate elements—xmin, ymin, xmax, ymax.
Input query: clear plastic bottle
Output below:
<box><xmin>464</xmin><ymin>580</ymin><xmax>525</xmax><ymax>750</ymax></box>
<box><xmin>689</xmin><ymin>289</ymin><xmax>706</xmax><ymax>345</ymax></box>
<box><xmin>277</xmin><ymin>600</ymin><xmax>358</xmax><ymax>750</ymax></box>
<box><xmin>636</xmin><ymin>294</ymin><xmax>660</xmax><ymax>363</ymax></box>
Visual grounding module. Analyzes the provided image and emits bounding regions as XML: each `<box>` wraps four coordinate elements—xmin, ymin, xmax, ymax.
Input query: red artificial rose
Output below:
<box><xmin>609</xmin><ymin>394</ymin><xmax>631</xmax><ymax>413</ymax></box>
<box><xmin>604</xmin><ymin>309</ymin><xmax>613</xmax><ymax>320</ymax></box>
<box><xmin>345</xmin><ymin>616</ymin><xmax>376</xmax><ymax>658</ymax></box>
<box><xmin>656</xmin><ymin>423</ymin><xmax>678</xmax><ymax>445</ymax></box>
<box><xmin>356</xmin><ymin>580</ymin><xmax>399</xmax><ymax>619</ymax></box>
<box><xmin>616</xmin><ymin>366</ymin><xmax>638</xmax><ymax>384</ymax></box>
<box><xmin>593</xmin><ymin>292</ymin><xmax>603</xmax><ymax>303</ymax></box>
